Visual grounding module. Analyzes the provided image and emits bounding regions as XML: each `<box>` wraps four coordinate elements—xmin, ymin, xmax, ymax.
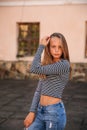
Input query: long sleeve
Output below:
<box><xmin>29</xmin><ymin>80</ymin><xmax>42</xmax><ymax>113</ymax></box>
<box><xmin>30</xmin><ymin>45</ymin><xmax>70</xmax><ymax>75</ymax></box>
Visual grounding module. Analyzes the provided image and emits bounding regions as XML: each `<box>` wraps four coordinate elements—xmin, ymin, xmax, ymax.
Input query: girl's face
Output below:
<box><xmin>49</xmin><ymin>37</ymin><xmax>63</xmax><ymax>62</ymax></box>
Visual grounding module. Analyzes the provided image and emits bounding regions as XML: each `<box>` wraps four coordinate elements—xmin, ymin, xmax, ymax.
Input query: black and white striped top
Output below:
<box><xmin>29</xmin><ymin>44</ymin><xmax>70</xmax><ymax>113</ymax></box>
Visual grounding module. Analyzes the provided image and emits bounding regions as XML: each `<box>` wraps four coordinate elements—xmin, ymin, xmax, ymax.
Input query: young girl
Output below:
<box><xmin>24</xmin><ymin>32</ymin><xmax>70</xmax><ymax>130</ymax></box>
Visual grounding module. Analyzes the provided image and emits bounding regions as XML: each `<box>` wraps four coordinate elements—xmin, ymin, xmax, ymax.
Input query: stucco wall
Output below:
<box><xmin>0</xmin><ymin>4</ymin><xmax>87</xmax><ymax>62</ymax></box>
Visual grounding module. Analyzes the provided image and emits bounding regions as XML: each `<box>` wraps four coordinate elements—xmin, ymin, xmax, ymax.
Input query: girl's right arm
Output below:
<box><xmin>24</xmin><ymin>80</ymin><xmax>42</xmax><ymax>127</ymax></box>
<box><xmin>24</xmin><ymin>112</ymin><xmax>35</xmax><ymax>127</ymax></box>
<box><xmin>29</xmin><ymin>80</ymin><xmax>42</xmax><ymax>113</ymax></box>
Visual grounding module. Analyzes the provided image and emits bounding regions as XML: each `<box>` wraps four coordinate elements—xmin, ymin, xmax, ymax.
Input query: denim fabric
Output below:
<box><xmin>28</xmin><ymin>102</ymin><xmax>66</xmax><ymax>130</ymax></box>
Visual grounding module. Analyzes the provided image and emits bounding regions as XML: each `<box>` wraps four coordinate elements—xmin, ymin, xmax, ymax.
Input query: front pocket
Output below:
<box><xmin>44</xmin><ymin>110</ymin><xmax>59</xmax><ymax>122</ymax></box>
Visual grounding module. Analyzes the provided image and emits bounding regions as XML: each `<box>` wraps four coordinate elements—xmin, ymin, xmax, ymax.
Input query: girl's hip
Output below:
<box><xmin>38</xmin><ymin>101</ymin><xmax>66</xmax><ymax>114</ymax></box>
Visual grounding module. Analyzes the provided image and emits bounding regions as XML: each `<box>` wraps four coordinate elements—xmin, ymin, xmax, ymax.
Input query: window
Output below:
<box><xmin>85</xmin><ymin>22</ymin><xmax>87</xmax><ymax>58</ymax></box>
<box><xmin>17</xmin><ymin>22</ymin><xmax>40</xmax><ymax>57</ymax></box>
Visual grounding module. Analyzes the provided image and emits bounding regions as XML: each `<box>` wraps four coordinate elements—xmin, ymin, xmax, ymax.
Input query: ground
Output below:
<box><xmin>0</xmin><ymin>79</ymin><xmax>87</xmax><ymax>130</ymax></box>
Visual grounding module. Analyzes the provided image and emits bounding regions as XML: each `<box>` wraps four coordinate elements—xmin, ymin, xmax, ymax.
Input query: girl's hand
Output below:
<box><xmin>40</xmin><ymin>36</ymin><xmax>50</xmax><ymax>46</ymax></box>
<box><xmin>24</xmin><ymin>112</ymin><xmax>35</xmax><ymax>128</ymax></box>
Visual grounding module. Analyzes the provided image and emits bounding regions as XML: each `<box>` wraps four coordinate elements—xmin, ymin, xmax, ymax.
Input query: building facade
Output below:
<box><xmin>0</xmin><ymin>0</ymin><xmax>87</xmax><ymax>81</ymax></box>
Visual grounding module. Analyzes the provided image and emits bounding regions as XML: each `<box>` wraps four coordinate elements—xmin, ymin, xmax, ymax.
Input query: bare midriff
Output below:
<box><xmin>40</xmin><ymin>95</ymin><xmax>61</xmax><ymax>106</ymax></box>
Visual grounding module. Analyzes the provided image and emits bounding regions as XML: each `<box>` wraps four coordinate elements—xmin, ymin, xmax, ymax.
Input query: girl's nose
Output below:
<box><xmin>55</xmin><ymin>48</ymin><xmax>58</xmax><ymax>52</ymax></box>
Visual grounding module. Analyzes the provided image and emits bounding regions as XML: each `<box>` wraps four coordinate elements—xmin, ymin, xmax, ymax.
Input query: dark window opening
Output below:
<box><xmin>17</xmin><ymin>22</ymin><xmax>40</xmax><ymax>57</ymax></box>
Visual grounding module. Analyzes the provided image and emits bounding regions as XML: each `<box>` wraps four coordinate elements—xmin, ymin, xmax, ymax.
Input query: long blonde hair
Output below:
<box><xmin>42</xmin><ymin>32</ymin><xmax>70</xmax><ymax>65</ymax></box>
<box><xmin>40</xmin><ymin>32</ymin><xmax>72</xmax><ymax>79</ymax></box>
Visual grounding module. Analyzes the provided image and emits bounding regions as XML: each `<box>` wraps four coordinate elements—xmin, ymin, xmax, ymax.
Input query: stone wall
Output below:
<box><xmin>71</xmin><ymin>63</ymin><xmax>87</xmax><ymax>81</ymax></box>
<box><xmin>0</xmin><ymin>61</ymin><xmax>87</xmax><ymax>81</ymax></box>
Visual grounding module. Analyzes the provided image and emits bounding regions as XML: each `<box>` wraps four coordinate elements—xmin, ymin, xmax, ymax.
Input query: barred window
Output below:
<box><xmin>17</xmin><ymin>22</ymin><xmax>40</xmax><ymax>57</ymax></box>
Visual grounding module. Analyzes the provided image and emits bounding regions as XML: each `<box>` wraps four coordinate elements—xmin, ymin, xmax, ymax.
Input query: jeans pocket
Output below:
<box><xmin>45</xmin><ymin>110</ymin><xmax>59</xmax><ymax>122</ymax></box>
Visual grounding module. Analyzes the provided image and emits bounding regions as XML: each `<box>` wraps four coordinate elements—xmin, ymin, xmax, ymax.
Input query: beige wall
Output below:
<box><xmin>0</xmin><ymin>4</ymin><xmax>87</xmax><ymax>62</ymax></box>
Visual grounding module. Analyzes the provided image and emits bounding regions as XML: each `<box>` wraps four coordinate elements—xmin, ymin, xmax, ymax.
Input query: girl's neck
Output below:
<box><xmin>53</xmin><ymin>58</ymin><xmax>61</xmax><ymax>63</ymax></box>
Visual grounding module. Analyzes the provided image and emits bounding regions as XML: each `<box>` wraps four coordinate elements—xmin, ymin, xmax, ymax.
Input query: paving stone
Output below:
<box><xmin>0</xmin><ymin>105</ymin><xmax>22</xmax><ymax>112</ymax></box>
<box><xmin>10</xmin><ymin>112</ymin><xmax>27</xmax><ymax>119</ymax></box>
<box><xmin>80</xmin><ymin>118</ymin><xmax>87</xmax><ymax>130</ymax></box>
<box><xmin>0</xmin><ymin>119</ymin><xmax>24</xmax><ymax>130</ymax></box>
<box><xmin>0</xmin><ymin>111</ymin><xmax>14</xmax><ymax>118</ymax></box>
<box><xmin>0</xmin><ymin>118</ymin><xmax>7</xmax><ymax>124</ymax></box>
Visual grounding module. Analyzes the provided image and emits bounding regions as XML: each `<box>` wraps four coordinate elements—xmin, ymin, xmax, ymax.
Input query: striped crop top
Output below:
<box><xmin>29</xmin><ymin>44</ymin><xmax>70</xmax><ymax>113</ymax></box>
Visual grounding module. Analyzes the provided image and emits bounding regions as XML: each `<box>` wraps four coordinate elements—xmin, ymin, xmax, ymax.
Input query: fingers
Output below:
<box><xmin>24</xmin><ymin>118</ymin><xmax>31</xmax><ymax>128</ymax></box>
<box><xmin>24</xmin><ymin>115</ymin><xmax>30</xmax><ymax>127</ymax></box>
<box><xmin>24</xmin><ymin>112</ymin><xmax>35</xmax><ymax>128</ymax></box>
<box><xmin>40</xmin><ymin>36</ymin><xmax>50</xmax><ymax>46</ymax></box>
<box><xmin>46</xmin><ymin>36</ymin><xmax>50</xmax><ymax>44</ymax></box>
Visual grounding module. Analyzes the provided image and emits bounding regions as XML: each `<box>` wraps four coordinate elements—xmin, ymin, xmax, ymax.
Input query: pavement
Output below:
<box><xmin>0</xmin><ymin>79</ymin><xmax>87</xmax><ymax>130</ymax></box>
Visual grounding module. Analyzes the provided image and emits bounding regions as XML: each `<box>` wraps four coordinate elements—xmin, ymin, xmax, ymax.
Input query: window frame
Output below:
<box><xmin>16</xmin><ymin>22</ymin><xmax>40</xmax><ymax>58</ymax></box>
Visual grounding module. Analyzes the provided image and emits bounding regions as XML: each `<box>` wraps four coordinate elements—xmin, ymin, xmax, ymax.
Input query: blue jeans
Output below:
<box><xmin>28</xmin><ymin>101</ymin><xmax>66</xmax><ymax>130</ymax></box>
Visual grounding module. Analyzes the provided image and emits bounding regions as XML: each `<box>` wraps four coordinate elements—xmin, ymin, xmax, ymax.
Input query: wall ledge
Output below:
<box><xmin>0</xmin><ymin>61</ymin><xmax>87</xmax><ymax>81</ymax></box>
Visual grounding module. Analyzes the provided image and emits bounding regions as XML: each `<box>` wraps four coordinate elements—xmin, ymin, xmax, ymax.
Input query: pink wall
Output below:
<box><xmin>0</xmin><ymin>4</ymin><xmax>87</xmax><ymax>62</ymax></box>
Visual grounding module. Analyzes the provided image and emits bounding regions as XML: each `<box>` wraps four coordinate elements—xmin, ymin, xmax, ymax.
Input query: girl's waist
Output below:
<box><xmin>40</xmin><ymin>95</ymin><xmax>62</xmax><ymax>106</ymax></box>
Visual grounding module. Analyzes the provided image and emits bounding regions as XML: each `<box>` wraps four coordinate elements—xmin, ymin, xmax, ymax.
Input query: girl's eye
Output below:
<box><xmin>58</xmin><ymin>46</ymin><xmax>62</xmax><ymax>49</ymax></box>
<box><xmin>51</xmin><ymin>46</ymin><xmax>56</xmax><ymax>48</ymax></box>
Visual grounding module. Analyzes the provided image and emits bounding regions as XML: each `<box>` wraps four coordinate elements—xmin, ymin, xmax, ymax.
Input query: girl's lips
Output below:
<box><xmin>54</xmin><ymin>54</ymin><xmax>59</xmax><ymax>55</ymax></box>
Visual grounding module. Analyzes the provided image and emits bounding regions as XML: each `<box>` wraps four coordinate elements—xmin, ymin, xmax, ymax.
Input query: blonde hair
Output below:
<box><xmin>42</xmin><ymin>32</ymin><xmax>70</xmax><ymax>65</ymax></box>
<box><xmin>40</xmin><ymin>32</ymin><xmax>72</xmax><ymax>79</ymax></box>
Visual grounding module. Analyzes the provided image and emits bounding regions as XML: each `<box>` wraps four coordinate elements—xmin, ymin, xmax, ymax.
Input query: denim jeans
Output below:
<box><xmin>28</xmin><ymin>101</ymin><xmax>66</xmax><ymax>130</ymax></box>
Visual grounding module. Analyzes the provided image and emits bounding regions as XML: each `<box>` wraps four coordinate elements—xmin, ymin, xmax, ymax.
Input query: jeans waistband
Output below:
<box><xmin>38</xmin><ymin>101</ymin><xmax>64</xmax><ymax>110</ymax></box>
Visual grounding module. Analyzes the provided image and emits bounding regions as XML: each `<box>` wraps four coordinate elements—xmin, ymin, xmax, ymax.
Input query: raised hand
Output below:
<box><xmin>40</xmin><ymin>36</ymin><xmax>50</xmax><ymax>46</ymax></box>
